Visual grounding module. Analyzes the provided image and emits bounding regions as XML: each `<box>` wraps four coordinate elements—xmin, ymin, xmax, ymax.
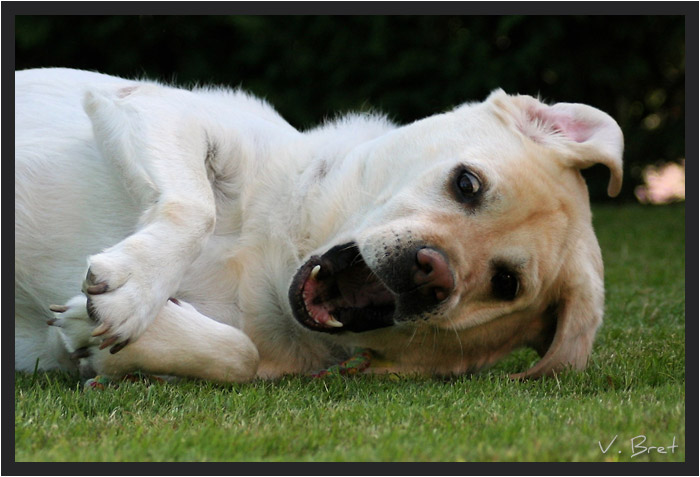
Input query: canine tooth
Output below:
<box><xmin>326</xmin><ymin>315</ymin><xmax>343</xmax><ymax>328</ymax></box>
<box><xmin>310</xmin><ymin>265</ymin><xmax>321</xmax><ymax>279</ymax></box>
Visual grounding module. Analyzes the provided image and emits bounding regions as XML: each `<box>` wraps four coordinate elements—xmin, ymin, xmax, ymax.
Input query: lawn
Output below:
<box><xmin>13</xmin><ymin>203</ymin><xmax>686</xmax><ymax>463</ymax></box>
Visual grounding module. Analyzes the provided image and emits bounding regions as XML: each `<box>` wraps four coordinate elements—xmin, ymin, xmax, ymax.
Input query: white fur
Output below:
<box><xmin>15</xmin><ymin>68</ymin><xmax>623</xmax><ymax>381</ymax></box>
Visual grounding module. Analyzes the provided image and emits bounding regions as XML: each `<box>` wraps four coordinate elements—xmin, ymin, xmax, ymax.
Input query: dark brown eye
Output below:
<box><xmin>455</xmin><ymin>169</ymin><xmax>481</xmax><ymax>201</ymax></box>
<box><xmin>492</xmin><ymin>270</ymin><xmax>519</xmax><ymax>301</ymax></box>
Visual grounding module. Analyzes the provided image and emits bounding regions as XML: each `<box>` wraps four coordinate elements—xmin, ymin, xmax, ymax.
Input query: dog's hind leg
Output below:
<box><xmin>50</xmin><ymin>296</ymin><xmax>259</xmax><ymax>383</ymax></box>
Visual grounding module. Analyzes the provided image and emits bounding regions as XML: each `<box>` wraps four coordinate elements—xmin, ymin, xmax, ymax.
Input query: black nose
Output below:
<box><xmin>371</xmin><ymin>243</ymin><xmax>455</xmax><ymax>320</ymax></box>
<box><xmin>413</xmin><ymin>247</ymin><xmax>454</xmax><ymax>303</ymax></box>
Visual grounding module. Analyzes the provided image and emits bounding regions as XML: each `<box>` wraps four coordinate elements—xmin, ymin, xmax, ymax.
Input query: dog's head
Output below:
<box><xmin>289</xmin><ymin>90</ymin><xmax>623</xmax><ymax>377</ymax></box>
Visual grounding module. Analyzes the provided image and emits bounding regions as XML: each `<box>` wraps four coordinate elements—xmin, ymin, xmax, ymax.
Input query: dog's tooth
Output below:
<box><xmin>326</xmin><ymin>315</ymin><xmax>343</xmax><ymax>328</ymax></box>
<box><xmin>310</xmin><ymin>311</ymin><xmax>321</xmax><ymax>324</ymax></box>
<box><xmin>310</xmin><ymin>265</ymin><xmax>321</xmax><ymax>280</ymax></box>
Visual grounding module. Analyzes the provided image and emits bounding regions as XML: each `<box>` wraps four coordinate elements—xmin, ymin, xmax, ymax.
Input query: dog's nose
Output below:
<box><xmin>414</xmin><ymin>247</ymin><xmax>454</xmax><ymax>302</ymax></box>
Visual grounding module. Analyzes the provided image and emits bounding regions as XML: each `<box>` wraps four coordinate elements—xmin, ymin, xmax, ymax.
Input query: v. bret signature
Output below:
<box><xmin>598</xmin><ymin>435</ymin><xmax>679</xmax><ymax>457</ymax></box>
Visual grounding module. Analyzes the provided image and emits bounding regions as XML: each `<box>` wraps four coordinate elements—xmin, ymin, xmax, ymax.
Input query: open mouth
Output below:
<box><xmin>289</xmin><ymin>242</ymin><xmax>396</xmax><ymax>333</ymax></box>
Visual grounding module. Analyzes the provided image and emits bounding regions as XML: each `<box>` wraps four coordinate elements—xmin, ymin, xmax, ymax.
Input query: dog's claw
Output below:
<box><xmin>86</xmin><ymin>297</ymin><xmax>99</xmax><ymax>322</ymax></box>
<box><xmin>109</xmin><ymin>339</ymin><xmax>130</xmax><ymax>354</ymax></box>
<box><xmin>49</xmin><ymin>304</ymin><xmax>69</xmax><ymax>313</ymax></box>
<box><xmin>70</xmin><ymin>347</ymin><xmax>92</xmax><ymax>360</ymax></box>
<box><xmin>46</xmin><ymin>318</ymin><xmax>58</xmax><ymax>326</ymax></box>
<box><xmin>86</xmin><ymin>282</ymin><xmax>109</xmax><ymax>295</ymax></box>
<box><xmin>91</xmin><ymin>322</ymin><xmax>110</xmax><ymax>337</ymax></box>
<box><xmin>83</xmin><ymin>269</ymin><xmax>108</xmax><ymax>295</ymax></box>
<box><xmin>99</xmin><ymin>335</ymin><xmax>119</xmax><ymax>350</ymax></box>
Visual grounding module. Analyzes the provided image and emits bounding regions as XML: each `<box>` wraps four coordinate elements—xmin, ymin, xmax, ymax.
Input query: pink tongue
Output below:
<box><xmin>302</xmin><ymin>276</ymin><xmax>333</xmax><ymax>326</ymax></box>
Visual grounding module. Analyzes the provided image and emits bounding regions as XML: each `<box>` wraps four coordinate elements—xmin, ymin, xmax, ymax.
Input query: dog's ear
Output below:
<box><xmin>488</xmin><ymin>90</ymin><xmax>624</xmax><ymax>197</ymax></box>
<box><xmin>512</xmin><ymin>227</ymin><xmax>605</xmax><ymax>378</ymax></box>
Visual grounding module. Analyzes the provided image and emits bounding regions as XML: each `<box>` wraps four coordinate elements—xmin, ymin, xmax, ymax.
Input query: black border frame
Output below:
<box><xmin>4</xmin><ymin>2</ymin><xmax>697</xmax><ymax>475</ymax></box>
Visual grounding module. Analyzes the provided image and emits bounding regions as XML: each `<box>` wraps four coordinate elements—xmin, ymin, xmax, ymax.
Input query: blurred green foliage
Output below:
<box><xmin>15</xmin><ymin>15</ymin><xmax>685</xmax><ymax>201</ymax></box>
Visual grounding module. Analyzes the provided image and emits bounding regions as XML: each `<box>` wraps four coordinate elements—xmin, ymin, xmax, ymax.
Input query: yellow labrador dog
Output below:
<box><xmin>15</xmin><ymin>68</ymin><xmax>623</xmax><ymax>382</ymax></box>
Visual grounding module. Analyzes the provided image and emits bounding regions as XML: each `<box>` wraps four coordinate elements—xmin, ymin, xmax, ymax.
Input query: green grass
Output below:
<box><xmin>14</xmin><ymin>203</ymin><xmax>685</xmax><ymax>462</ymax></box>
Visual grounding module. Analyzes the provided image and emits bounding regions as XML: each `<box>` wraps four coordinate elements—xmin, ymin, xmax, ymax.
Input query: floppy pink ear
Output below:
<box><xmin>489</xmin><ymin>91</ymin><xmax>624</xmax><ymax>197</ymax></box>
<box><xmin>512</xmin><ymin>227</ymin><xmax>605</xmax><ymax>379</ymax></box>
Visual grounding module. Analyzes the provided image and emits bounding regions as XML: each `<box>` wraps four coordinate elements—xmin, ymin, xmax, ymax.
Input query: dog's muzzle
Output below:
<box><xmin>288</xmin><ymin>242</ymin><xmax>455</xmax><ymax>333</ymax></box>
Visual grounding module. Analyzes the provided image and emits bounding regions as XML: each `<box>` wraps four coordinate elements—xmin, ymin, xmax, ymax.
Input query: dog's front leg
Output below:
<box><xmin>51</xmin><ymin>296</ymin><xmax>259</xmax><ymax>383</ymax></box>
<box><xmin>80</xmin><ymin>85</ymin><xmax>217</xmax><ymax>352</ymax></box>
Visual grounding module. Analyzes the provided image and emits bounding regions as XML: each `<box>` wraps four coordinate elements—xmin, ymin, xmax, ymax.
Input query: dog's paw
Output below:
<box><xmin>48</xmin><ymin>295</ymin><xmax>99</xmax><ymax>349</ymax></box>
<box><xmin>48</xmin><ymin>295</ymin><xmax>100</xmax><ymax>377</ymax></box>
<box><xmin>83</xmin><ymin>245</ymin><xmax>173</xmax><ymax>353</ymax></box>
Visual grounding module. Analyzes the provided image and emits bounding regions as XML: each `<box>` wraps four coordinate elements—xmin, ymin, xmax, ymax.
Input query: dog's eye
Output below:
<box><xmin>491</xmin><ymin>270</ymin><xmax>519</xmax><ymax>301</ymax></box>
<box><xmin>455</xmin><ymin>170</ymin><xmax>481</xmax><ymax>201</ymax></box>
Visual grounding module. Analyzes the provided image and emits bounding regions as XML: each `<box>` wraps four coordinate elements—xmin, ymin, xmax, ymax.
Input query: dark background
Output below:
<box><xmin>15</xmin><ymin>15</ymin><xmax>686</xmax><ymax>202</ymax></box>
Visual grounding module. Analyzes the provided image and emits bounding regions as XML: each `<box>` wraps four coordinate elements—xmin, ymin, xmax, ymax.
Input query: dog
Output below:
<box><xmin>14</xmin><ymin>68</ymin><xmax>623</xmax><ymax>382</ymax></box>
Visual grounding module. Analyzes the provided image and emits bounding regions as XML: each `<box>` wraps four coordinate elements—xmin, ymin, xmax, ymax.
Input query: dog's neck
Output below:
<box><xmin>201</xmin><ymin>114</ymin><xmax>401</xmax><ymax>371</ymax></box>
<box><xmin>291</xmin><ymin>114</ymin><xmax>401</xmax><ymax>254</ymax></box>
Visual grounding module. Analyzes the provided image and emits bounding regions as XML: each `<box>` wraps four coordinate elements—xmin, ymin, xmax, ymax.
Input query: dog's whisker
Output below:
<box><xmin>431</xmin><ymin>326</ymin><xmax>439</xmax><ymax>357</ymax></box>
<box><xmin>350</xmin><ymin>255</ymin><xmax>364</xmax><ymax>267</ymax></box>
<box><xmin>404</xmin><ymin>324</ymin><xmax>420</xmax><ymax>350</ymax></box>
<box><xmin>447</xmin><ymin>316</ymin><xmax>464</xmax><ymax>363</ymax></box>
<box><xmin>418</xmin><ymin>324</ymin><xmax>428</xmax><ymax>348</ymax></box>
